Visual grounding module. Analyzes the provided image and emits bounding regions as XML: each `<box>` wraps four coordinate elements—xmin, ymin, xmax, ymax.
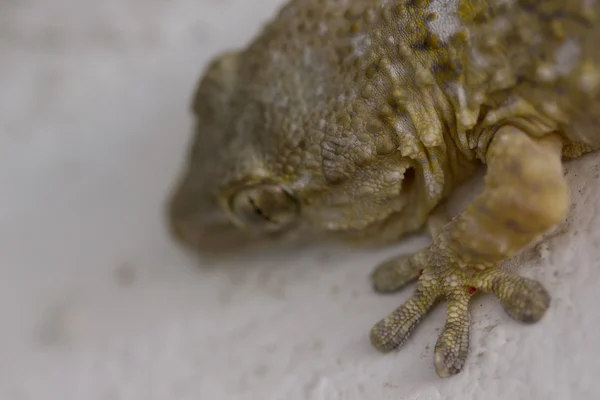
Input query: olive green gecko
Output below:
<box><xmin>167</xmin><ymin>0</ymin><xmax>600</xmax><ymax>377</ymax></box>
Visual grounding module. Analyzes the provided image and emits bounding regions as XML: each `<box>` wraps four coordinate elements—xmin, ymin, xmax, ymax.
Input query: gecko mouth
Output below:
<box><xmin>168</xmin><ymin>194</ymin><xmax>292</xmax><ymax>255</ymax></box>
<box><xmin>169</xmin><ymin>212</ymin><xmax>280</xmax><ymax>255</ymax></box>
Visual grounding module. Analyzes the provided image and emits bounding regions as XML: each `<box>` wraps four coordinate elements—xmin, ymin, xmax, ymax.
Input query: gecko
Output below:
<box><xmin>167</xmin><ymin>0</ymin><xmax>600</xmax><ymax>377</ymax></box>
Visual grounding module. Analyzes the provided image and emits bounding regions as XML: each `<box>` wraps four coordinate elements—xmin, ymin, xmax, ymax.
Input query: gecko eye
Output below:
<box><xmin>229</xmin><ymin>184</ymin><xmax>300</xmax><ymax>232</ymax></box>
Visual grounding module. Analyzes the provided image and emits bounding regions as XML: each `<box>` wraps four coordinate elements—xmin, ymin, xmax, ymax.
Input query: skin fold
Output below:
<box><xmin>167</xmin><ymin>0</ymin><xmax>600</xmax><ymax>377</ymax></box>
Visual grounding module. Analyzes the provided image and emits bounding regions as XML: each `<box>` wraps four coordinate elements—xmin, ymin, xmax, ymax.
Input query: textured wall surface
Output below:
<box><xmin>1</xmin><ymin>1</ymin><xmax>599</xmax><ymax>399</ymax></box>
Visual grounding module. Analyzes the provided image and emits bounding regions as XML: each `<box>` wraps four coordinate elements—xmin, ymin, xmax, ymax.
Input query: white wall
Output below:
<box><xmin>1</xmin><ymin>1</ymin><xmax>598</xmax><ymax>399</ymax></box>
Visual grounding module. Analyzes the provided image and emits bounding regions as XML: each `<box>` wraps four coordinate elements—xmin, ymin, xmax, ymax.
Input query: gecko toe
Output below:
<box><xmin>371</xmin><ymin>254</ymin><xmax>421</xmax><ymax>294</ymax></box>
<box><xmin>473</xmin><ymin>269</ymin><xmax>551</xmax><ymax>324</ymax></box>
<box><xmin>370</xmin><ymin>285</ymin><xmax>440</xmax><ymax>352</ymax></box>
<box><xmin>433</xmin><ymin>291</ymin><xmax>471</xmax><ymax>378</ymax></box>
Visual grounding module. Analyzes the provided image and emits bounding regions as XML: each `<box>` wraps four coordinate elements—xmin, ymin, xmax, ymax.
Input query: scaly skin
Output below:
<box><xmin>168</xmin><ymin>0</ymin><xmax>600</xmax><ymax>377</ymax></box>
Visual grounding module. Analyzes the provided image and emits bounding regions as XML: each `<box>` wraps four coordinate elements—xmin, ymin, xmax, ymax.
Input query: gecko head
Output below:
<box><xmin>168</xmin><ymin>38</ymin><xmax>437</xmax><ymax>255</ymax></box>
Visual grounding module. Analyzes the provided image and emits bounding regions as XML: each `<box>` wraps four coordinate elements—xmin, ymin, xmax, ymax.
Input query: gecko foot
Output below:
<box><xmin>369</xmin><ymin>262</ymin><xmax>550</xmax><ymax>377</ymax></box>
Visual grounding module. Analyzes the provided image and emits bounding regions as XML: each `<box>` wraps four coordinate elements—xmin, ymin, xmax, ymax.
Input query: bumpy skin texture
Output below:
<box><xmin>168</xmin><ymin>0</ymin><xmax>600</xmax><ymax>377</ymax></box>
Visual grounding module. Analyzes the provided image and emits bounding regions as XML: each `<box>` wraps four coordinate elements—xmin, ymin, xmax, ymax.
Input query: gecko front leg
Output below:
<box><xmin>369</xmin><ymin>125</ymin><xmax>568</xmax><ymax>377</ymax></box>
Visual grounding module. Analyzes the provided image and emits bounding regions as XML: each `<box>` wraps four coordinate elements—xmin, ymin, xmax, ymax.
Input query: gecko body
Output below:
<box><xmin>168</xmin><ymin>0</ymin><xmax>600</xmax><ymax>377</ymax></box>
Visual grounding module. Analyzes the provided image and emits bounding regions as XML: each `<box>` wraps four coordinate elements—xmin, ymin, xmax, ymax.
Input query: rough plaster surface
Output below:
<box><xmin>1</xmin><ymin>1</ymin><xmax>599</xmax><ymax>399</ymax></box>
